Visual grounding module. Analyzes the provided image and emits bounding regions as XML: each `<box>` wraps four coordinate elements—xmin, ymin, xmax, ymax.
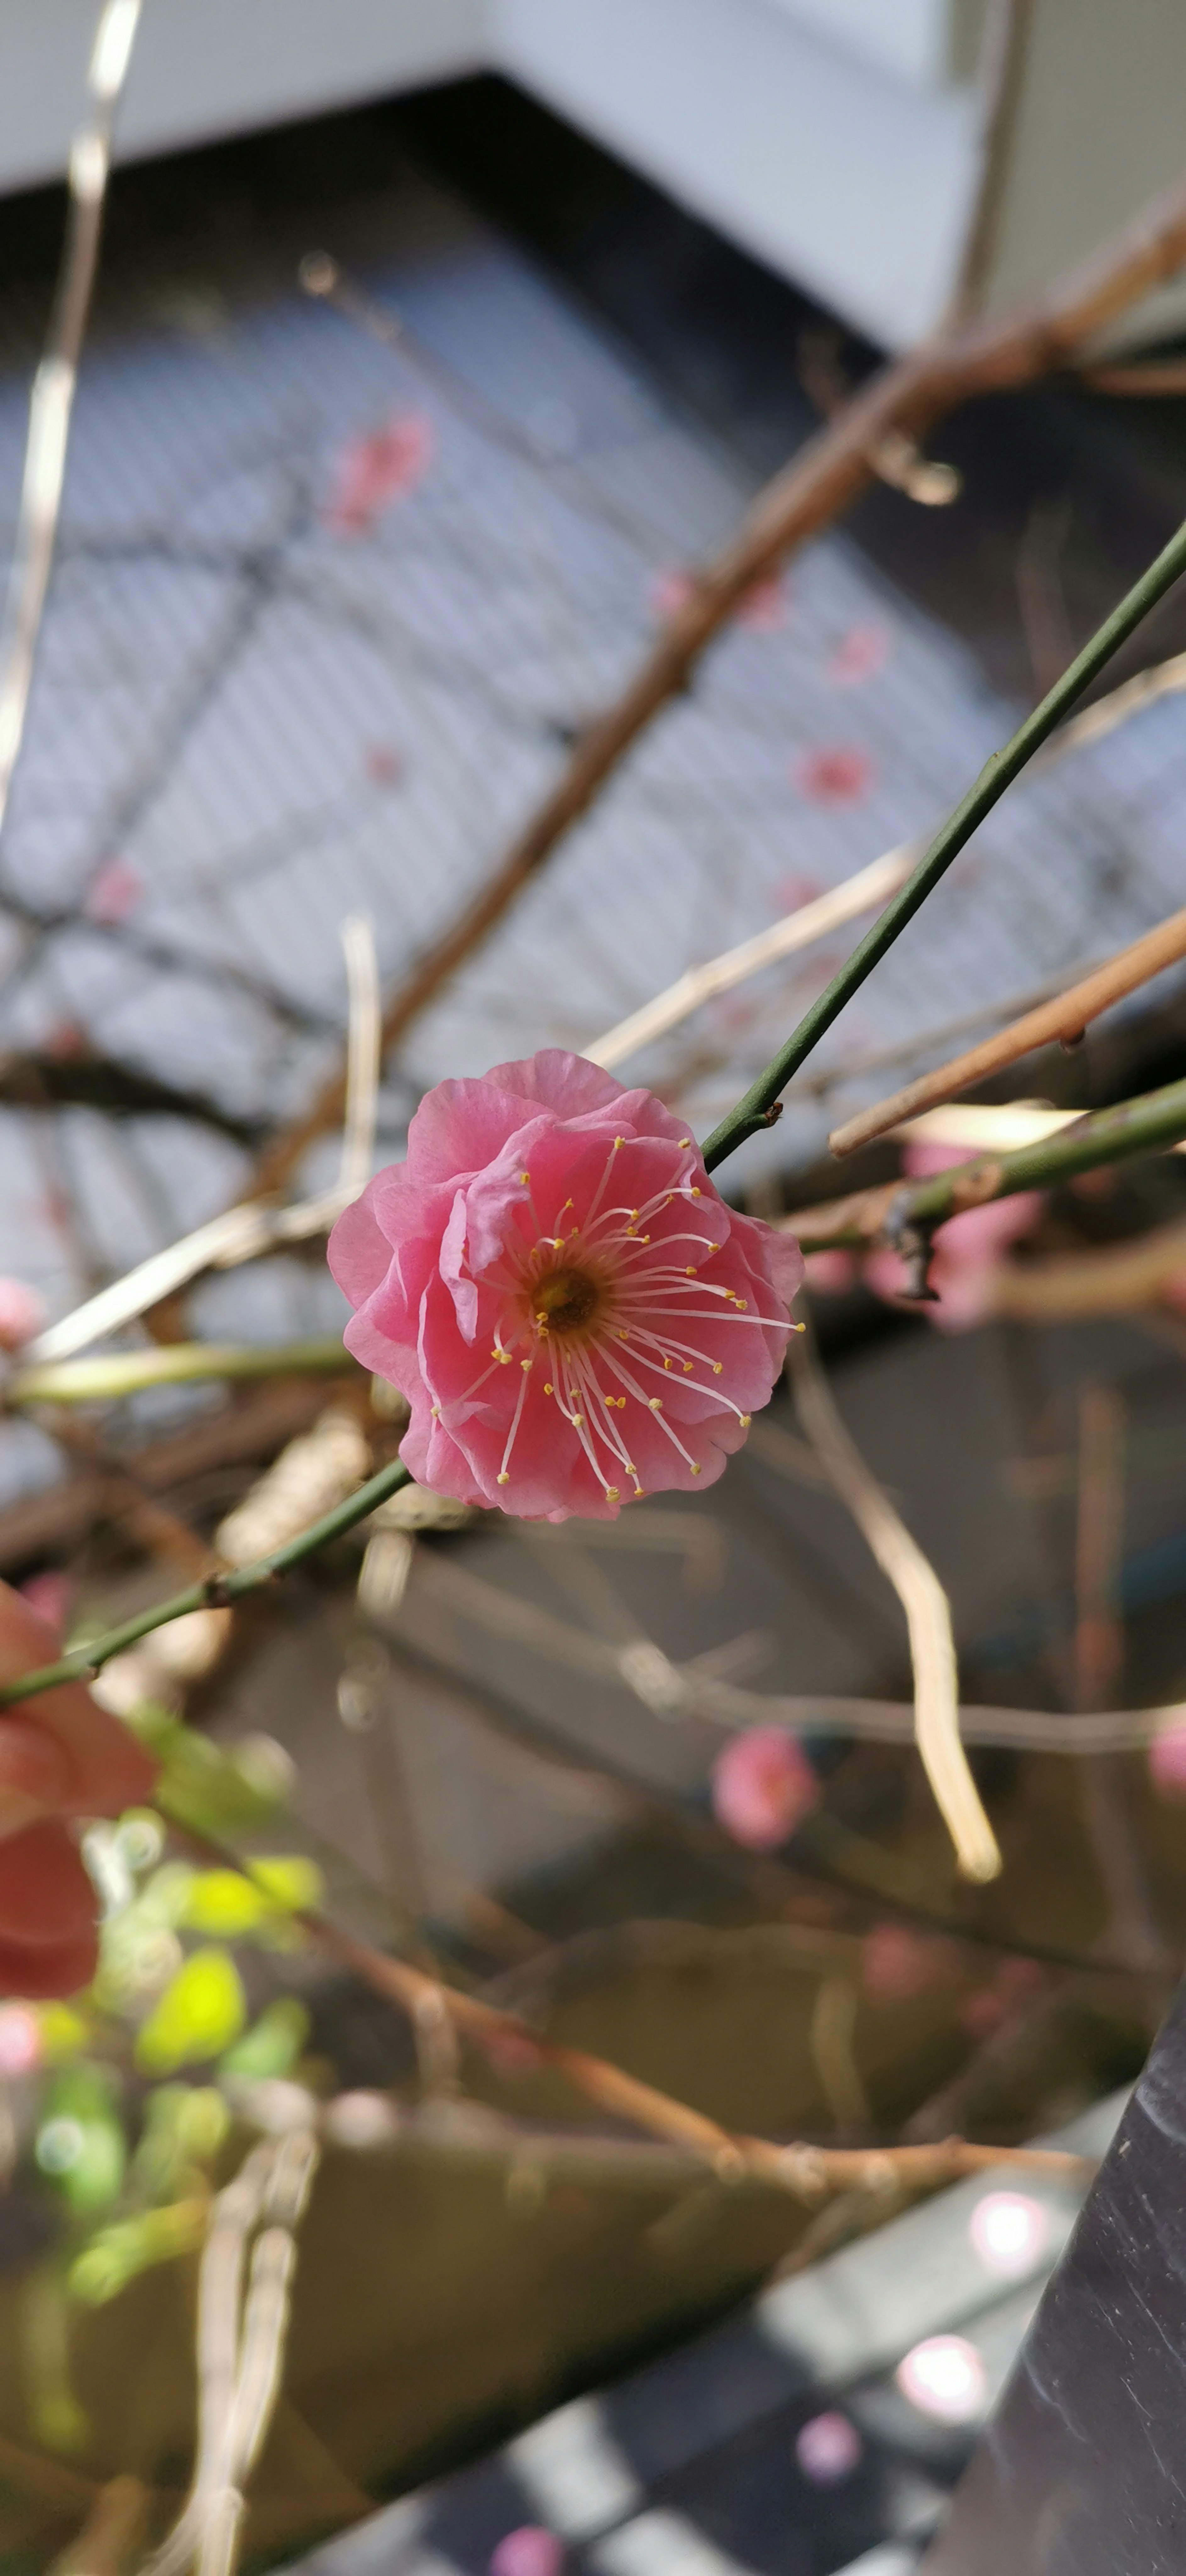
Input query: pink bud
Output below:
<box><xmin>803</xmin><ymin>1249</ymin><xmax>857</xmax><ymax>1296</ymax></box>
<box><xmin>489</xmin><ymin>2530</ymin><xmax>563</xmax><ymax>2576</ymax></box>
<box><xmin>18</xmin><ymin>1573</ymin><xmax>71</xmax><ymax>1640</ymax></box>
<box><xmin>793</xmin><ymin>745</ymin><xmax>874</xmax><ymax>805</ymax></box>
<box><xmin>0</xmin><ymin>2003</ymin><xmax>41</xmax><ymax>2076</ymax></box>
<box><xmin>85</xmin><ymin>861</ymin><xmax>141</xmax><ymax>924</ymax></box>
<box><xmin>861</xmin><ymin>1921</ymin><xmax>957</xmax><ymax>2002</ymax></box>
<box><xmin>1149</xmin><ymin>1719</ymin><xmax>1186</xmax><ymax>1799</ymax></box>
<box><xmin>796</xmin><ymin>2410</ymin><xmax>862</xmax><ymax>2482</ymax></box>
<box><xmin>0</xmin><ymin>1278</ymin><xmax>45</xmax><ymax>1351</ymax></box>
<box><xmin>711</xmin><ymin>1727</ymin><xmax>820</xmax><ymax>1851</ymax></box>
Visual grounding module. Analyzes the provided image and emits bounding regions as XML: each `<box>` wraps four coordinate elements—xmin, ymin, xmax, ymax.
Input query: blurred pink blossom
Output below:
<box><xmin>793</xmin><ymin>745</ymin><xmax>874</xmax><ymax>805</ymax></box>
<box><xmin>796</xmin><ymin>2411</ymin><xmax>862</xmax><ymax>2483</ymax></box>
<box><xmin>17</xmin><ymin>1574</ymin><xmax>70</xmax><ymax>1639</ymax></box>
<box><xmin>0</xmin><ymin>1279</ymin><xmax>45</xmax><ymax>1352</ymax></box>
<box><xmin>1149</xmin><ymin>1720</ymin><xmax>1186</xmax><ymax>1798</ymax></box>
<box><xmin>324</xmin><ymin>412</ymin><xmax>434</xmax><ymax>536</ymax></box>
<box><xmin>648</xmin><ymin>568</ymin><xmax>788</xmax><ymax>630</ymax></box>
<box><xmin>711</xmin><ymin>1726</ymin><xmax>820</xmax><ymax>1850</ymax></box>
<box><xmin>803</xmin><ymin>1249</ymin><xmax>857</xmax><ymax>1296</ymax></box>
<box><xmin>85</xmin><ymin>861</ymin><xmax>141</xmax><ymax>924</ymax></box>
<box><xmin>489</xmin><ymin>2531</ymin><xmax>563</xmax><ymax>2576</ymax></box>
<box><xmin>827</xmin><ymin>620</ymin><xmax>891</xmax><ymax>687</ymax></box>
<box><xmin>0</xmin><ymin>2003</ymin><xmax>41</xmax><ymax>2076</ymax></box>
<box><xmin>737</xmin><ymin>573</ymin><xmax>788</xmax><ymax>631</ymax></box>
<box><xmin>861</xmin><ymin>1921</ymin><xmax>958</xmax><ymax>2002</ymax></box>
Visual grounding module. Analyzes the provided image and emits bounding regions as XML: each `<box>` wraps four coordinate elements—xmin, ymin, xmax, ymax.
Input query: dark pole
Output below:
<box><xmin>924</xmin><ymin>1976</ymin><xmax>1186</xmax><ymax>2574</ymax></box>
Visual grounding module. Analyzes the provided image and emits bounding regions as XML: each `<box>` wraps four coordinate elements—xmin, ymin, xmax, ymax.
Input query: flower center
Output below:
<box><xmin>533</xmin><ymin>1264</ymin><xmax>601</xmax><ymax>1334</ymax></box>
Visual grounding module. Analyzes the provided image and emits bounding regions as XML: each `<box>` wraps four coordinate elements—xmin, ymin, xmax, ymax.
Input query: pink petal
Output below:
<box><xmin>712</xmin><ymin>1727</ymin><xmax>820</xmax><ymax>1849</ymax></box>
<box><xmin>793</xmin><ymin>745</ymin><xmax>874</xmax><ymax>805</ymax></box>
<box><xmin>0</xmin><ymin>1278</ymin><xmax>45</xmax><ymax>1351</ymax></box>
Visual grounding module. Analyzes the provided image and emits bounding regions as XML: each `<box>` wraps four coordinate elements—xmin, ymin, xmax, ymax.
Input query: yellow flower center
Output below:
<box><xmin>533</xmin><ymin>1264</ymin><xmax>601</xmax><ymax>1334</ymax></box>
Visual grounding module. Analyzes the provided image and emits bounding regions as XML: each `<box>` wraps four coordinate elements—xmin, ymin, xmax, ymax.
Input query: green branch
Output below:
<box><xmin>7</xmin><ymin>1337</ymin><xmax>359</xmax><ymax>1407</ymax></box>
<box><xmin>800</xmin><ymin>1073</ymin><xmax>1186</xmax><ymax>1249</ymax></box>
<box><xmin>702</xmin><ymin>511</ymin><xmax>1186</xmax><ymax>1171</ymax></box>
<box><xmin>0</xmin><ymin>1456</ymin><xmax>411</xmax><ymax>1709</ymax></box>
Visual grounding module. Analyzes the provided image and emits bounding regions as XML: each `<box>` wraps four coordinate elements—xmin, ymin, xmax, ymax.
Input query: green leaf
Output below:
<box><xmin>180</xmin><ymin>1870</ymin><xmax>270</xmax><ymax>1936</ymax></box>
<box><xmin>219</xmin><ymin>1997</ymin><xmax>309</xmax><ymax>2080</ymax></box>
<box><xmin>135</xmin><ymin>1949</ymin><xmax>246</xmax><ymax>2075</ymax></box>
<box><xmin>68</xmin><ymin>2199</ymin><xmax>207</xmax><ymax>2307</ymax></box>
<box><xmin>247</xmin><ymin>1857</ymin><xmax>322</xmax><ymax>1913</ymax></box>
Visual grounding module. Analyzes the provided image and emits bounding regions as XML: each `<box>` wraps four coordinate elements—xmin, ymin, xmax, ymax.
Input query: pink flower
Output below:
<box><xmin>489</xmin><ymin>2532</ymin><xmax>563</xmax><ymax>2576</ymax></box>
<box><xmin>711</xmin><ymin>1726</ymin><xmax>819</xmax><ymax>1850</ymax></box>
<box><xmin>803</xmin><ymin>1248</ymin><xmax>857</xmax><ymax>1296</ymax></box>
<box><xmin>826</xmin><ymin>620</ymin><xmax>891</xmax><ymax>687</ymax></box>
<box><xmin>323</xmin><ymin>412</ymin><xmax>434</xmax><ymax>536</ymax></box>
<box><xmin>865</xmin><ymin>1139</ymin><xmax>1041</xmax><ymax>1331</ymax></box>
<box><xmin>648</xmin><ymin>569</ymin><xmax>787</xmax><ymax>630</ymax></box>
<box><xmin>738</xmin><ymin>573</ymin><xmax>787</xmax><ymax>632</ymax></box>
<box><xmin>861</xmin><ymin>1921</ymin><xmax>958</xmax><ymax>2002</ymax></box>
<box><xmin>85</xmin><ymin>861</ymin><xmax>141</xmax><ymax>925</ymax></box>
<box><xmin>1149</xmin><ymin>1720</ymin><xmax>1186</xmax><ymax>1798</ymax></box>
<box><xmin>331</xmin><ymin>1053</ymin><xmax>802</xmax><ymax>1520</ymax></box>
<box><xmin>0</xmin><ymin>2002</ymin><xmax>41</xmax><ymax>2075</ymax></box>
<box><xmin>18</xmin><ymin>1574</ymin><xmax>71</xmax><ymax>1638</ymax></box>
<box><xmin>793</xmin><ymin>745</ymin><xmax>874</xmax><ymax>805</ymax></box>
<box><xmin>0</xmin><ymin>1278</ymin><xmax>44</xmax><ymax>1352</ymax></box>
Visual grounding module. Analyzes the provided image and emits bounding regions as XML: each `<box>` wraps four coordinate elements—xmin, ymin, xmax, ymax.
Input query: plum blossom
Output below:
<box><xmin>0</xmin><ymin>1277</ymin><xmax>45</xmax><ymax>1351</ymax></box>
<box><xmin>488</xmin><ymin>2533</ymin><xmax>563</xmax><ymax>2576</ymax></box>
<box><xmin>793</xmin><ymin>745</ymin><xmax>874</xmax><ymax>805</ymax></box>
<box><xmin>323</xmin><ymin>412</ymin><xmax>434</xmax><ymax>537</ymax></box>
<box><xmin>329</xmin><ymin>1051</ymin><xmax>803</xmax><ymax>1522</ymax></box>
<box><xmin>711</xmin><ymin>1725</ymin><xmax>820</xmax><ymax>1850</ymax></box>
<box><xmin>1148</xmin><ymin>1719</ymin><xmax>1186</xmax><ymax>1798</ymax></box>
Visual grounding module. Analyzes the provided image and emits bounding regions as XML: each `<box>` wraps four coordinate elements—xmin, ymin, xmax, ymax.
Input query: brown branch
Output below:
<box><xmin>830</xmin><ymin>902</ymin><xmax>1186</xmax><ymax>1156</ymax></box>
<box><xmin>1082</xmin><ymin>359</ymin><xmax>1186</xmax><ymax>396</ymax></box>
<box><xmin>249</xmin><ymin>174</ymin><xmax>1186</xmax><ymax>1200</ymax></box>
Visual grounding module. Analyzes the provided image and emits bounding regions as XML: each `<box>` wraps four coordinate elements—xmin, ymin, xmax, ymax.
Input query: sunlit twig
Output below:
<box><xmin>0</xmin><ymin>0</ymin><xmax>142</xmax><ymax>850</ymax></box>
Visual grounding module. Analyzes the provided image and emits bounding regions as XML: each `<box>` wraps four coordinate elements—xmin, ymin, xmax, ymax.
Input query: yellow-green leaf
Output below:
<box><xmin>247</xmin><ymin>1857</ymin><xmax>322</xmax><ymax>1913</ymax></box>
<box><xmin>135</xmin><ymin>1950</ymin><xmax>246</xmax><ymax>2075</ymax></box>
<box><xmin>180</xmin><ymin>1870</ymin><xmax>270</xmax><ymax>1936</ymax></box>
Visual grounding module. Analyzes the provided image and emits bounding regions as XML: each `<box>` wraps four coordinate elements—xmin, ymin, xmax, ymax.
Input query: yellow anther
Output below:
<box><xmin>625</xmin><ymin>1462</ymin><xmax>636</xmax><ymax>1474</ymax></box>
<box><xmin>619</xmin><ymin>1329</ymin><xmax>630</xmax><ymax>1341</ymax></box>
<box><xmin>739</xmin><ymin>1413</ymin><xmax>751</xmax><ymax>1426</ymax></box>
<box><xmin>521</xmin><ymin>1357</ymin><xmax>532</xmax><ymax>1371</ymax></box>
<box><xmin>544</xmin><ymin>1381</ymin><xmax>554</xmax><ymax>1395</ymax></box>
<box><xmin>691</xmin><ymin>1462</ymin><xmax>702</xmax><ymax>1476</ymax></box>
<box><xmin>520</xmin><ymin>1171</ymin><xmax>531</xmax><ymax>1185</ymax></box>
<box><xmin>613</xmin><ymin>1137</ymin><xmax>624</xmax><ymax>1151</ymax></box>
<box><xmin>685</xmin><ymin>1267</ymin><xmax>697</xmax><ymax>1277</ymax></box>
<box><xmin>573</xmin><ymin>1412</ymin><xmax>584</xmax><ymax>1427</ymax></box>
<box><xmin>605</xmin><ymin>1486</ymin><xmax>620</xmax><ymax>1501</ymax></box>
<box><xmin>683</xmin><ymin>1361</ymin><xmax>693</xmax><ymax>1373</ymax></box>
<box><xmin>648</xmin><ymin>1398</ymin><xmax>663</xmax><ymax>1411</ymax></box>
<box><xmin>497</xmin><ymin>1471</ymin><xmax>509</xmax><ymax>1485</ymax></box>
<box><xmin>663</xmin><ymin>1357</ymin><xmax>672</xmax><ymax>1369</ymax></box>
<box><xmin>690</xmin><ymin>1186</ymin><xmax>701</xmax><ymax>1198</ymax></box>
<box><xmin>678</xmin><ymin>1137</ymin><xmax>691</xmax><ymax>1149</ymax></box>
<box><xmin>713</xmin><ymin>1362</ymin><xmax>722</xmax><ymax>1375</ymax></box>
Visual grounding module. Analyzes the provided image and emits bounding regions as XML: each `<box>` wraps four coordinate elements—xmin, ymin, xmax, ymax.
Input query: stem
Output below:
<box><xmin>0</xmin><ymin>1456</ymin><xmax>411</xmax><ymax>1707</ymax></box>
<box><xmin>7</xmin><ymin>1339</ymin><xmax>359</xmax><ymax>1406</ymax></box>
<box><xmin>703</xmin><ymin>513</ymin><xmax>1186</xmax><ymax>1170</ymax></box>
<box><xmin>797</xmin><ymin>1072</ymin><xmax>1186</xmax><ymax>1250</ymax></box>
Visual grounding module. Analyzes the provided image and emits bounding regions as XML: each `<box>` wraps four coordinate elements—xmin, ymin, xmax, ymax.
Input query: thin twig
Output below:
<box><xmin>8</xmin><ymin>1339</ymin><xmax>360</xmax><ymax>1406</ymax></box>
<box><xmin>790</xmin><ymin>1069</ymin><xmax>1186</xmax><ymax>1251</ymax></box>
<box><xmin>25</xmin><ymin>914</ymin><xmax>379</xmax><ymax>1368</ymax></box>
<box><xmin>789</xmin><ymin>1333</ymin><xmax>1001</xmax><ymax>1883</ymax></box>
<box><xmin>0</xmin><ymin>1456</ymin><xmax>411</xmax><ymax>1708</ymax></box>
<box><xmin>0</xmin><ymin>0</ymin><xmax>142</xmax><ymax>848</ymax></box>
<box><xmin>587</xmin><ymin>848</ymin><xmax>919</xmax><ymax>1071</ymax></box>
<box><xmin>830</xmin><ymin>903</ymin><xmax>1186</xmax><ymax>1156</ymax></box>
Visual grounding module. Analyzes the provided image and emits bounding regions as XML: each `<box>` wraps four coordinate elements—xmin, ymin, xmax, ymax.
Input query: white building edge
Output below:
<box><xmin>5</xmin><ymin>0</ymin><xmax>1186</xmax><ymax>358</ymax></box>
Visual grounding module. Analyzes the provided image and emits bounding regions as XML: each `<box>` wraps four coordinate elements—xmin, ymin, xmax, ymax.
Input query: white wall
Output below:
<box><xmin>492</xmin><ymin>0</ymin><xmax>981</xmax><ymax>346</ymax></box>
<box><xmin>0</xmin><ymin>0</ymin><xmax>487</xmax><ymax>194</ymax></box>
